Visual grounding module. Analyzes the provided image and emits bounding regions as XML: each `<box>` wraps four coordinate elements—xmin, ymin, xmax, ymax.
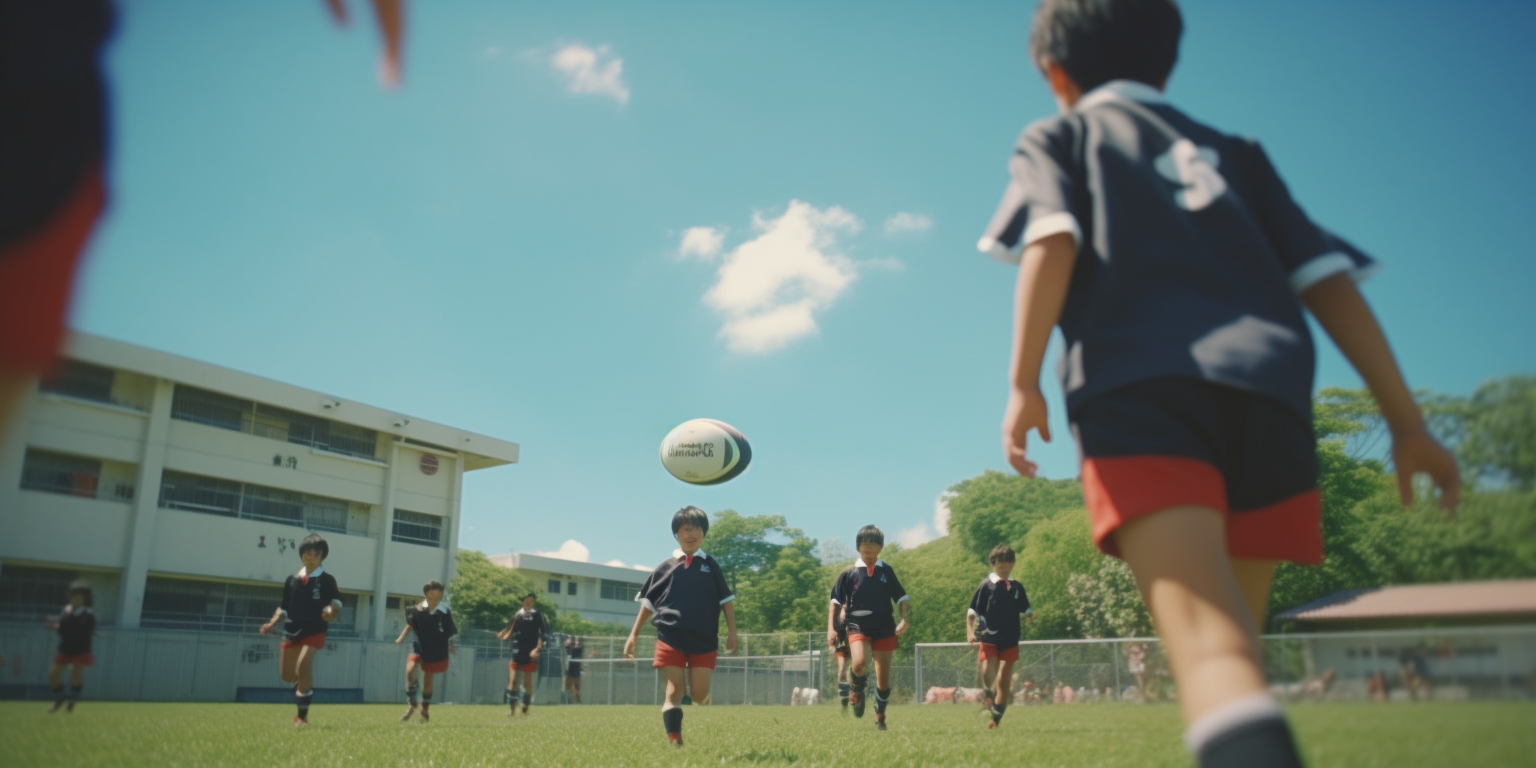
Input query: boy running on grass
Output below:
<box><xmin>981</xmin><ymin>1</ymin><xmax>1460</xmax><ymax>764</ymax></box>
<box><xmin>625</xmin><ymin>506</ymin><xmax>739</xmax><ymax>747</ymax></box>
<box><xmin>394</xmin><ymin>579</ymin><xmax>457</xmax><ymax>722</ymax></box>
<box><xmin>966</xmin><ymin>545</ymin><xmax>1032</xmax><ymax>729</ymax></box>
<box><xmin>497</xmin><ymin>592</ymin><xmax>546</xmax><ymax>716</ymax></box>
<box><xmin>46</xmin><ymin>580</ymin><xmax>95</xmax><ymax>714</ymax></box>
<box><xmin>829</xmin><ymin>525</ymin><xmax>908</xmax><ymax>732</ymax></box>
<box><xmin>260</xmin><ymin>534</ymin><xmax>342</xmax><ymax>727</ymax></box>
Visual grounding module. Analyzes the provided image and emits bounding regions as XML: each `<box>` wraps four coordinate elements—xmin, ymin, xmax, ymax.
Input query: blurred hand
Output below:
<box><xmin>1392</xmin><ymin>428</ymin><xmax>1462</xmax><ymax>516</ymax></box>
<box><xmin>1003</xmin><ymin>386</ymin><xmax>1051</xmax><ymax>477</ymax></box>
<box><xmin>323</xmin><ymin>0</ymin><xmax>405</xmax><ymax>89</ymax></box>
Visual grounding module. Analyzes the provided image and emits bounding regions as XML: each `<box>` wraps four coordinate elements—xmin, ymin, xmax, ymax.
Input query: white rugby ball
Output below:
<box><xmin>659</xmin><ymin>419</ymin><xmax>752</xmax><ymax>485</ymax></box>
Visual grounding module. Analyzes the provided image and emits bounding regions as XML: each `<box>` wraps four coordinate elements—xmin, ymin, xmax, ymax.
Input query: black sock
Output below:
<box><xmin>851</xmin><ymin>673</ymin><xmax>867</xmax><ymax>695</ymax></box>
<box><xmin>505</xmin><ymin>688</ymin><xmax>515</xmax><ymax>706</ymax></box>
<box><xmin>407</xmin><ymin>685</ymin><xmax>419</xmax><ymax>705</ymax></box>
<box><xmin>663</xmin><ymin>706</ymin><xmax>684</xmax><ymax>738</ymax></box>
<box><xmin>422</xmin><ymin>692</ymin><xmax>431</xmax><ymax>713</ymax></box>
<box><xmin>838</xmin><ymin>682</ymin><xmax>850</xmax><ymax>703</ymax></box>
<box><xmin>991</xmin><ymin>702</ymin><xmax>1007</xmax><ymax>723</ymax></box>
<box><xmin>874</xmin><ymin>688</ymin><xmax>891</xmax><ymax>716</ymax></box>
<box><xmin>1187</xmin><ymin>695</ymin><xmax>1302</xmax><ymax>768</ymax></box>
<box><xmin>296</xmin><ymin>689</ymin><xmax>313</xmax><ymax>720</ymax></box>
<box><xmin>522</xmin><ymin>689</ymin><xmax>531</xmax><ymax>707</ymax></box>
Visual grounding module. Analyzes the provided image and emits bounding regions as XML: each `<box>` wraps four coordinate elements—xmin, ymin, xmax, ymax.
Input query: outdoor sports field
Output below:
<box><xmin>4</xmin><ymin>701</ymin><xmax>1532</xmax><ymax>768</ymax></box>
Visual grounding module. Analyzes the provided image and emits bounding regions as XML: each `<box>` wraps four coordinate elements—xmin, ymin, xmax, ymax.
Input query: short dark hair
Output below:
<box><xmin>672</xmin><ymin>505</ymin><xmax>710</xmax><ymax>536</ymax></box>
<box><xmin>989</xmin><ymin>544</ymin><xmax>1017</xmax><ymax>564</ymax></box>
<box><xmin>298</xmin><ymin>534</ymin><xmax>329</xmax><ymax>560</ymax></box>
<box><xmin>423</xmin><ymin>580</ymin><xmax>444</xmax><ymax>594</ymax></box>
<box><xmin>67</xmin><ymin>579</ymin><xmax>93</xmax><ymax>607</ymax></box>
<box><xmin>855</xmin><ymin>525</ymin><xmax>885</xmax><ymax>548</ymax></box>
<box><xmin>522</xmin><ymin>592</ymin><xmax>538</xmax><ymax>602</ymax></box>
<box><xmin>1029</xmin><ymin>0</ymin><xmax>1183</xmax><ymax>93</ymax></box>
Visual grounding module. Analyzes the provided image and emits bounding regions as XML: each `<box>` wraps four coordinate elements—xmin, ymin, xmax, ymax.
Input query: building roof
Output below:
<box><xmin>65</xmin><ymin>331</ymin><xmax>519</xmax><ymax>470</ymax></box>
<box><xmin>1274</xmin><ymin>580</ymin><xmax>1536</xmax><ymax>623</ymax></box>
<box><xmin>490</xmin><ymin>552</ymin><xmax>651</xmax><ymax>582</ymax></box>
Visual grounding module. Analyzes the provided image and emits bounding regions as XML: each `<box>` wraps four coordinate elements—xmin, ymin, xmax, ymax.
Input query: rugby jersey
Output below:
<box><xmin>638</xmin><ymin>550</ymin><xmax>734</xmax><ymax>655</ymax></box>
<box><xmin>507</xmin><ymin>608</ymin><xmax>547</xmax><ymax>657</ymax></box>
<box><xmin>279</xmin><ymin>566</ymin><xmax>341</xmax><ymax>643</ymax></box>
<box><xmin>977</xmin><ymin>79</ymin><xmax>1376</xmax><ymax>421</ymax></box>
<box><xmin>56</xmin><ymin>604</ymin><xmax>95</xmax><ymax>655</ymax></box>
<box><xmin>968</xmin><ymin>572</ymin><xmax>1032</xmax><ymax>648</ymax></box>
<box><xmin>406</xmin><ymin>602</ymin><xmax>458</xmax><ymax>663</ymax></box>
<box><xmin>830</xmin><ymin>560</ymin><xmax>908</xmax><ymax>639</ymax></box>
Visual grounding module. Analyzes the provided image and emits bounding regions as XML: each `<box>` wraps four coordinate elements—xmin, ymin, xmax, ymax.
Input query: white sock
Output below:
<box><xmin>1184</xmin><ymin>693</ymin><xmax>1283</xmax><ymax>755</ymax></box>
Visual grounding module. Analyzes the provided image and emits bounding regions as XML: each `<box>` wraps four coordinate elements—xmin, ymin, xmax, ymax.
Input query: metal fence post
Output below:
<box><xmin>914</xmin><ymin>643</ymin><xmax>923</xmax><ymax>704</ymax></box>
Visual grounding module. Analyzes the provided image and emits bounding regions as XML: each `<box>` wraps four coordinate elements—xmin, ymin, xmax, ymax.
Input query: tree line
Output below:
<box><xmin>449</xmin><ymin>375</ymin><xmax>1536</xmax><ymax>647</ymax></box>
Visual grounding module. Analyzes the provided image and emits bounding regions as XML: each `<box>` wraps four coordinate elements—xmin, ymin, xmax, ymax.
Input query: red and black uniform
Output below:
<box><xmin>969</xmin><ymin>573</ymin><xmax>1032</xmax><ymax>662</ymax></box>
<box><xmin>506</xmin><ymin>608</ymin><xmax>546</xmax><ymax>673</ymax></box>
<box><xmin>638</xmin><ymin>550</ymin><xmax>734</xmax><ymax>669</ymax></box>
<box><xmin>279</xmin><ymin>567</ymin><xmax>341</xmax><ymax>650</ymax></box>
<box><xmin>829</xmin><ymin>560</ymin><xmax>907</xmax><ymax>653</ymax></box>
<box><xmin>53</xmin><ymin>604</ymin><xmax>96</xmax><ymax>666</ymax></box>
<box><xmin>406</xmin><ymin>603</ymin><xmax>457</xmax><ymax>674</ymax></box>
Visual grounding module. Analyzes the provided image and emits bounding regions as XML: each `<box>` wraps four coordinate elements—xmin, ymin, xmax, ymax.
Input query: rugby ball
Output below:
<box><xmin>659</xmin><ymin>419</ymin><xmax>752</xmax><ymax>485</ymax></box>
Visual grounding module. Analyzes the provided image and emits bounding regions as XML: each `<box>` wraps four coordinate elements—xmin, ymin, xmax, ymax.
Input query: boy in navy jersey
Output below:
<box><xmin>260</xmin><ymin>534</ymin><xmax>342</xmax><ymax>727</ymax></box>
<box><xmin>497</xmin><ymin>592</ymin><xmax>546</xmax><ymax>716</ymax></box>
<box><xmin>394</xmin><ymin>579</ymin><xmax>457</xmax><ymax>722</ymax></box>
<box><xmin>624</xmin><ymin>506</ymin><xmax>738</xmax><ymax>747</ymax></box>
<box><xmin>966</xmin><ymin>545</ymin><xmax>1032</xmax><ymax>728</ymax></box>
<box><xmin>46</xmin><ymin>580</ymin><xmax>95</xmax><ymax>713</ymax></box>
<box><xmin>828</xmin><ymin>525</ymin><xmax>908</xmax><ymax>731</ymax></box>
<box><xmin>980</xmin><ymin>2</ymin><xmax>1460</xmax><ymax>765</ymax></box>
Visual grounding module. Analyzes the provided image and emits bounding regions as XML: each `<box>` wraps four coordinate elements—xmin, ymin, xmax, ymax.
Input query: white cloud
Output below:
<box><xmin>483</xmin><ymin>46</ymin><xmax>505</xmax><ymax>59</ymax></box>
<box><xmin>893</xmin><ymin>492</ymin><xmax>954</xmax><ymax>549</ymax></box>
<box><xmin>696</xmin><ymin>200</ymin><xmax>863</xmax><ymax>354</ymax></box>
<box><xmin>549</xmin><ymin>44</ymin><xmax>630</xmax><ymax>104</ymax></box>
<box><xmin>533</xmin><ymin>539</ymin><xmax>591</xmax><ymax>562</ymax></box>
<box><xmin>678</xmin><ymin>226</ymin><xmax>725</xmax><ymax>261</ymax></box>
<box><xmin>883</xmin><ymin>212</ymin><xmax>933</xmax><ymax>236</ymax></box>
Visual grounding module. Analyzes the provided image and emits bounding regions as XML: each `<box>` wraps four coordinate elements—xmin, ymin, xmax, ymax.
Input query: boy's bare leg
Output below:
<box><xmin>1230</xmin><ymin>559</ymin><xmax>1277</xmax><ymax>633</ymax></box>
<box><xmin>688</xmin><ymin>667</ymin><xmax>714</xmax><ymax>705</ymax></box>
<box><xmin>660</xmin><ymin>666</ymin><xmax>687</xmax><ymax>744</ymax></box>
<box><xmin>995</xmin><ymin>659</ymin><xmax>1015</xmax><ymax>703</ymax></box>
<box><xmin>872</xmin><ymin>649</ymin><xmax>895</xmax><ymax>727</ymax></box>
<box><xmin>292</xmin><ymin>646</ymin><xmax>317</xmax><ymax>723</ymax></box>
<box><xmin>519</xmin><ymin>669</ymin><xmax>535</xmax><ymax>712</ymax></box>
<box><xmin>419</xmin><ymin>670</ymin><xmax>435</xmax><ymax>721</ymax></box>
<box><xmin>46</xmin><ymin>662</ymin><xmax>65</xmax><ymax>712</ymax></box>
<box><xmin>401</xmin><ymin>659</ymin><xmax>420</xmax><ymax>720</ymax></box>
<box><xmin>278</xmin><ymin>646</ymin><xmax>300</xmax><ymax>685</ymax></box>
<box><xmin>847</xmin><ymin>640</ymin><xmax>871</xmax><ymax>717</ymax></box>
<box><xmin>981</xmin><ymin>658</ymin><xmax>1001</xmax><ymax>701</ymax></box>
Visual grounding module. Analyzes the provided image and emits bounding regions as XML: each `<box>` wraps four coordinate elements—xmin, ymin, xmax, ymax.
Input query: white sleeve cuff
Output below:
<box><xmin>1290</xmin><ymin>251</ymin><xmax>1378</xmax><ymax>293</ymax></box>
<box><xmin>829</xmin><ymin>598</ymin><xmax>843</xmax><ymax>606</ymax></box>
<box><xmin>977</xmin><ymin>212</ymin><xmax>1081</xmax><ymax>266</ymax></box>
<box><xmin>966</xmin><ymin>608</ymin><xmax>978</xmax><ymax>619</ymax></box>
<box><xmin>639</xmin><ymin>598</ymin><xmax>656</xmax><ymax>613</ymax></box>
<box><xmin>276</xmin><ymin>608</ymin><xmax>289</xmax><ymax>619</ymax></box>
<box><xmin>719</xmin><ymin>594</ymin><xmax>736</xmax><ymax>605</ymax></box>
<box><xmin>1023</xmin><ymin>607</ymin><xmax>1034</xmax><ymax>617</ymax></box>
<box><xmin>896</xmin><ymin>595</ymin><xmax>911</xmax><ymax>604</ymax></box>
<box><xmin>331</xmin><ymin>599</ymin><xmax>343</xmax><ymax>609</ymax></box>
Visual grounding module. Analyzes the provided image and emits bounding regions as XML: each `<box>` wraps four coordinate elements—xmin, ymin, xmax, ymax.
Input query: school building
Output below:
<box><xmin>0</xmin><ymin>331</ymin><xmax>520</xmax><ymax>642</ymax></box>
<box><xmin>489</xmin><ymin>552</ymin><xmax>649</xmax><ymax>627</ymax></box>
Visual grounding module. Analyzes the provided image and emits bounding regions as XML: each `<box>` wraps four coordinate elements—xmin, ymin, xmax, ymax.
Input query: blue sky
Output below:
<box><xmin>75</xmin><ymin>0</ymin><xmax>1535</xmax><ymax>569</ymax></box>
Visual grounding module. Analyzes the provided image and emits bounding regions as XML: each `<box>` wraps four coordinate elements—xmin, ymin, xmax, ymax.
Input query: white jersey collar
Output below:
<box><xmin>298</xmin><ymin>565</ymin><xmax>325</xmax><ymax>579</ymax></box>
<box><xmin>418</xmin><ymin>600</ymin><xmax>448</xmax><ymax>614</ymax></box>
<box><xmin>1075</xmin><ymin>79</ymin><xmax>1167</xmax><ymax>112</ymax></box>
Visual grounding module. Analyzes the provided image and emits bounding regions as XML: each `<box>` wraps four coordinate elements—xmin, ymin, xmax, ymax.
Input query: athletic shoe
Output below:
<box><xmin>876</xmin><ymin>715</ymin><xmax>887</xmax><ymax>731</ymax></box>
<box><xmin>420</xmin><ymin>708</ymin><xmax>430</xmax><ymax>723</ymax></box>
<box><xmin>850</xmin><ymin>691</ymin><xmax>865</xmax><ymax>719</ymax></box>
<box><xmin>400</xmin><ymin>705</ymin><xmax>416</xmax><ymax>722</ymax></box>
<box><xmin>668</xmin><ymin>733</ymin><xmax>683</xmax><ymax>748</ymax></box>
<box><xmin>47</xmin><ymin>702</ymin><xmax>62</xmax><ymax>714</ymax></box>
<box><xmin>988</xmin><ymin>720</ymin><xmax>998</xmax><ymax>730</ymax></box>
<box><xmin>293</xmin><ymin>716</ymin><xmax>308</xmax><ymax>727</ymax></box>
<box><xmin>66</xmin><ymin>700</ymin><xmax>75</xmax><ymax>713</ymax></box>
<box><xmin>521</xmin><ymin>704</ymin><xmax>529</xmax><ymax>715</ymax></box>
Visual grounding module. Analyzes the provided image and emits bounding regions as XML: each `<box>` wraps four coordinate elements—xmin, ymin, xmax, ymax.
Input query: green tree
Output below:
<box><xmin>555</xmin><ymin>612</ymin><xmax>643</xmax><ymax>639</ymax></box>
<box><xmin>707</xmin><ymin>510</ymin><xmax>806</xmax><ymax>590</ymax></box>
<box><xmin>945</xmin><ymin>471</ymin><xmax>1085</xmax><ymax>561</ymax></box>
<box><xmin>733</xmin><ymin>537</ymin><xmax>828</xmax><ymax>634</ymax></box>
<box><xmin>1011</xmin><ymin>506</ymin><xmax>1103</xmax><ymax>640</ymax></box>
<box><xmin>1459</xmin><ymin>375</ymin><xmax>1536</xmax><ymax>489</ymax></box>
<box><xmin>448</xmin><ymin>549</ymin><xmax>543</xmax><ymax>631</ymax></box>
<box><xmin>1067</xmin><ymin>556</ymin><xmax>1151</xmax><ymax>639</ymax></box>
<box><xmin>883</xmin><ymin>536</ymin><xmax>991</xmax><ymax>651</ymax></box>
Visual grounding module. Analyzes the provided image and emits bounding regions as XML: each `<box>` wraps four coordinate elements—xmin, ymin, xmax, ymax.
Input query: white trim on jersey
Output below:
<box><xmin>967</xmin><ymin>607</ymin><xmax>979</xmax><ymax>619</ymax></box>
<box><xmin>640</xmin><ymin>597</ymin><xmax>657</xmax><ymax>613</ymax></box>
<box><xmin>977</xmin><ymin>210</ymin><xmax>1082</xmax><ymax>265</ymax></box>
<box><xmin>896</xmin><ymin>594</ymin><xmax>910</xmax><ymax>604</ymax></box>
<box><xmin>719</xmin><ymin>594</ymin><xmax>736</xmax><ymax>606</ymax></box>
<box><xmin>1289</xmin><ymin>251</ymin><xmax>1377</xmax><ymax>294</ymax></box>
<box><xmin>1076</xmin><ymin>79</ymin><xmax>1168</xmax><ymax>112</ymax></box>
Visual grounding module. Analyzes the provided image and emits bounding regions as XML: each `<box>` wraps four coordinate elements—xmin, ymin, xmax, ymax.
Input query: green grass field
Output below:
<box><xmin>2</xmin><ymin>701</ymin><xmax>1532</xmax><ymax>767</ymax></box>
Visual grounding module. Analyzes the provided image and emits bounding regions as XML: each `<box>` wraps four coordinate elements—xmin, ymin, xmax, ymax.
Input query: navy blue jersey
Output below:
<box><xmin>406</xmin><ymin>603</ymin><xmax>458</xmax><ymax>663</ymax></box>
<box><xmin>280</xmin><ymin>567</ymin><xmax>341</xmax><ymax>643</ymax></box>
<box><xmin>638</xmin><ymin>551</ymin><xmax>734</xmax><ymax>655</ymax></box>
<box><xmin>55</xmin><ymin>605</ymin><xmax>95</xmax><ymax>655</ymax></box>
<box><xmin>506</xmin><ymin>609</ymin><xmax>547</xmax><ymax>656</ymax></box>
<box><xmin>968</xmin><ymin>574</ymin><xmax>1031</xmax><ymax>649</ymax></box>
<box><xmin>565</xmin><ymin>642</ymin><xmax>584</xmax><ymax>676</ymax></box>
<box><xmin>978</xmin><ymin>80</ymin><xmax>1376</xmax><ymax>422</ymax></box>
<box><xmin>830</xmin><ymin>560</ymin><xmax>908</xmax><ymax>639</ymax></box>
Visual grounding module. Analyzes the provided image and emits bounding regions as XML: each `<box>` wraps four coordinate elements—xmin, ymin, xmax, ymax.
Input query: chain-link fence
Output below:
<box><xmin>914</xmin><ymin>625</ymin><xmax>1536</xmax><ymax>705</ymax></box>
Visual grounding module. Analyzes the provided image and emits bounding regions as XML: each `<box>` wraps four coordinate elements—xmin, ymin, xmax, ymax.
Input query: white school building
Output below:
<box><xmin>0</xmin><ymin>331</ymin><xmax>519</xmax><ymax>641</ymax></box>
<box><xmin>489</xmin><ymin>552</ymin><xmax>649</xmax><ymax>628</ymax></box>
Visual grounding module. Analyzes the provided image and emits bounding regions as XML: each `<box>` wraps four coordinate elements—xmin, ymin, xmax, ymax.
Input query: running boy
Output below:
<box><xmin>394</xmin><ymin>579</ymin><xmax>457</xmax><ymax>722</ymax></box>
<box><xmin>624</xmin><ymin>506</ymin><xmax>739</xmax><ymax>747</ymax></box>
<box><xmin>966</xmin><ymin>545</ymin><xmax>1032</xmax><ymax>729</ymax></box>
<box><xmin>829</xmin><ymin>525</ymin><xmax>908</xmax><ymax>731</ymax></box>
<box><xmin>830</xmin><ymin>606</ymin><xmax>852</xmax><ymax>712</ymax></box>
<box><xmin>980</xmin><ymin>1</ymin><xmax>1461</xmax><ymax>765</ymax></box>
<box><xmin>260</xmin><ymin>534</ymin><xmax>342</xmax><ymax>727</ymax></box>
<box><xmin>563</xmin><ymin>635</ymin><xmax>584</xmax><ymax>704</ymax></box>
<box><xmin>497</xmin><ymin>592</ymin><xmax>546</xmax><ymax>715</ymax></box>
<box><xmin>46</xmin><ymin>580</ymin><xmax>95</xmax><ymax>713</ymax></box>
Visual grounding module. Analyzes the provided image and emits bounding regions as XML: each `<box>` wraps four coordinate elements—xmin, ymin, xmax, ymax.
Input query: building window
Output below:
<box><xmin>548</xmin><ymin>579</ymin><xmax>561</xmax><ymax>595</ymax></box>
<box><xmin>600</xmin><ymin>579</ymin><xmax>641</xmax><ymax>602</ymax></box>
<box><xmin>160</xmin><ymin>470</ymin><xmax>370</xmax><ymax>535</ymax></box>
<box><xmin>568</xmin><ymin>581</ymin><xmax>577</xmax><ymax>596</ymax></box>
<box><xmin>0</xmin><ymin>565</ymin><xmax>80</xmax><ymax>623</ymax></box>
<box><xmin>170</xmin><ymin>385</ymin><xmax>382</xmax><ymax>461</ymax></box>
<box><xmin>21</xmin><ymin>449</ymin><xmax>102</xmax><ymax>498</ymax></box>
<box><xmin>141</xmin><ymin>577</ymin><xmax>360</xmax><ymax>636</ymax></box>
<box><xmin>391</xmin><ymin>510</ymin><xmax>442</xmax><ymax>547</ymax></box>
<box><xmin>39</xmin><ymin>360</ymin><xmax>115</xmax><ymax>404</ymax></box>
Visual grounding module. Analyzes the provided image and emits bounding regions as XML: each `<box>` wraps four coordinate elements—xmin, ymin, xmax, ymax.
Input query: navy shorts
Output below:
<box><xmin>1072</xmin><ymin>378</ymin><xmax>1322</xmax><ymax>565</ymax></box>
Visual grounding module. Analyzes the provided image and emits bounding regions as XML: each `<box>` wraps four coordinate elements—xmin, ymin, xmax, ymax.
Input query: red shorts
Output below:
<box><xmin>53</xmin><ymin>652</ymin><xmax>93</xmax><ymax>667</ymax></box>
<box><xmin>409</xmin><ymin>654</ymin><xmax>449</xmax><ymax>674</ymax></box>
<box><xmin>281</xmin><ymin>633</ymin><xmax>327</xmax><ymax>650</ymax></box>
<box><xmin>653</xmin><ymin>639</ymin><xmax>717</xmax><ymax>670</ymax></box>
<box><xmin>849</xmin><ymin>633</ymin><xmax>899</xmax><ymax>652</ymax></box>
<box><xmin>1074</xmin><ymin>379</ymin><xmax>1323</xmax><ymax>565</ymax></box>
<box><xmin>0</xmin><ymin>167</ymin><xmax>104</xmax><ymax>372</ymax></box>
<box><xmin>509</xmin><ymin>660</ymin><xmax>538</xmax><ymax>673</ymax></box>
<box><xmin>978</xmin><ymin>643</ymin><xmax>1019</xmax><ymax>662</ymax></box>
